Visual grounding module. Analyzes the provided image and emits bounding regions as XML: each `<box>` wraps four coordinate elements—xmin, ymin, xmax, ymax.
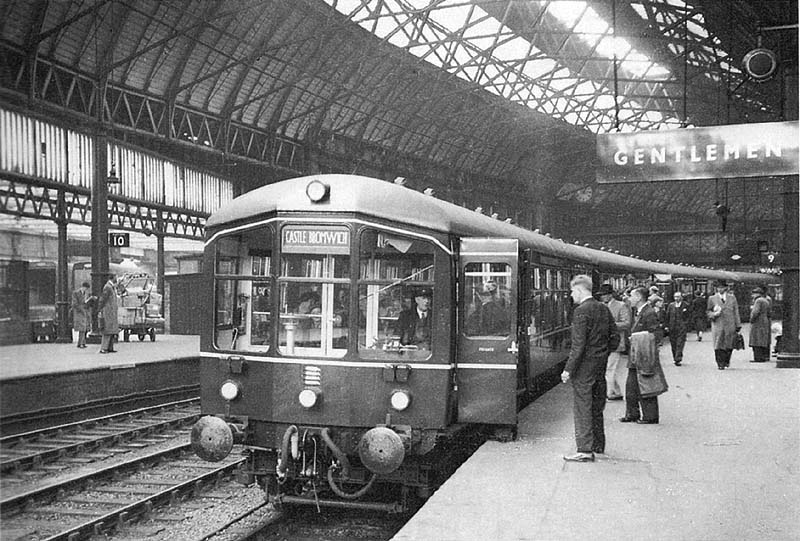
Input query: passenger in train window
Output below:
<box><xmin>621</xmin><ymin>286</ymin><xmax>666</xmax><ymax>424</ymax></box>
<box><xmin>561</xmin><ymin>275</ymin><xmax>618</xmax><ymax>462</ymax></box>
<box><xmin>665</xmin><ymin>291</ymin><xmax>691</xmax><ymax>366</ymax></box>
<box><xmin>465</xmin><ymin>285</ymin><xmax>509</xmax><ymax>336</ymax></box>
<box><xmin>706</xmin><ymin>280</ymin><xmax>741</xmax><ymax>370</ymax></box>
<box><xmin>394</xmin><ymin>287</ymin><xmax>432</xmax><ymax>349</ymax></box>
<box><xmin>691</xmin><ymin>290</ymin><xmax>708</xmax><ymax>341</ymax></box>
<box><xmin>748</xmin><ymin>288</ymin><xmax>771</xmax><ymax>363</ymax></box>
<box><xmin>597</xmin><ymin>284</ymin><xmax>630</xmax><ymax>401</ymax></box>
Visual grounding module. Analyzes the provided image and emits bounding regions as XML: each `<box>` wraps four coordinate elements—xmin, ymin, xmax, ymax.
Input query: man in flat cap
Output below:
<box><xmin>749</xmin><ymin>287</ymin><xmax>771</xmax><ymax>363</ymax></box>
<box><xmin>395</xmin><ymin>286</ymin><xmax>432</xmax><ymax>349</ymax></box>
<box><xmin>706</xmin><ymin>280</ymin><xmax>741</xmax><ymax>369</ymax></box>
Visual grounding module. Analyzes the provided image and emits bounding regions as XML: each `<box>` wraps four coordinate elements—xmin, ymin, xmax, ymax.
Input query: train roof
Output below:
<box><xmin>207</xmin><ymin>174</ymin><xmax>773</xmax><ymax>285</ymax></box>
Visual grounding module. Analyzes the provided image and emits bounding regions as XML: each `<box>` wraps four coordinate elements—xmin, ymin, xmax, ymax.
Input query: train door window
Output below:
<box><xmin>278</xmin><ymin>226</ymin><xmax>350</xmax><ymax>358</ymax></box>
<box><xmin>357</xmin><ymin>229</ymin><xmax>435</xmax><ymax>361</ymax></box>
<box><xmin>463</xmin><ymin>263</ymin><xmax>512</xmax><ymax>337</ymax></box>
<box><xmin>213</xmin><ymin>227</ymin><xmax>273</xmax><ymax>351</ymax></box>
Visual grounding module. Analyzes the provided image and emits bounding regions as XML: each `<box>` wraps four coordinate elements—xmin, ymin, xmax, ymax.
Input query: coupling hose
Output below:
<box><xmin>320</xmin><ymin>427</ymin><xmax>377</xmax><ymax>499</ymax></box>
<box><xmin>277</xmin><ymin>425</ymin><xmax>298</xmax><ymax>476</ymax></box>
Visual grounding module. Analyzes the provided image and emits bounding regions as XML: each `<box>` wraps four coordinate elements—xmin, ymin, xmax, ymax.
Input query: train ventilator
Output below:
<box><xmin>190</xmin><ymin>174</ymin><xmax>774</xmax><ymax>513</ymax></box>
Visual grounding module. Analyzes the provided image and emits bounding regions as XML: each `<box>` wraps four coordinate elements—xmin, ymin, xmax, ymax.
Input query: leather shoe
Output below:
<box><xmin>619</xmin><ymin>417</ymin><xmax>639</xmax><ymax>423</ymax></box>
<box><xmin>563</xmin><ymin>452</ymin><xmax>594</xmax><ymax>462</ymax></box>
<box><xmin>674</xmin><ymin>362</ymin><xmax>681</xmax><ymax>366</ymax></box>
<box><xmin>607</xmin><ymin>395</ymin><xmax>623</xmax><ymax>401</ymax></box>
<box><xmin>637</xmin><ymin>419</ymin><xmax>659</xmax><ymax>424</ymax></box>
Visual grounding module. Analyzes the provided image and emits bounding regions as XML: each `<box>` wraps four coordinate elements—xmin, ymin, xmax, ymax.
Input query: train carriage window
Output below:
<box><xmin>213</xmin><ymin>227</ymin><xmax>273</xmax><ymax>351</ymax></box>
<box><xmin>463</xmin><ymin>263</ymin><xmax>512</xmax><ymax>337</ymax></box>
<box><xmin>357</xmin><ymin>229</ymin><xmax>435</xmax><ymax>361</ymax></box>
<box><xmin>277</xmin><ymin>226</ymin><xmax>351</xmax><ymax>358</ymax></box>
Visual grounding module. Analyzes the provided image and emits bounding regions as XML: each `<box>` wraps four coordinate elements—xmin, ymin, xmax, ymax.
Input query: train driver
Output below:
<box><xmin>394</xmin><ymin>287</ymin><xmax>432</xmax><ymax>348</ymax></box>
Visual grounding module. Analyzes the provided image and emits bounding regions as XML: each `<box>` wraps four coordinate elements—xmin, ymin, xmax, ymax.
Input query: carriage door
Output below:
<box><xmin>457</xmin><ymin>238</ymin><xmax>518</xmax><ymax>425</ymax></box>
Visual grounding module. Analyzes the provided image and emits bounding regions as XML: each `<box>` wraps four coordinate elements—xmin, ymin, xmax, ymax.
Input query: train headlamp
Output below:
<box><xmin>390</xmin><ymin>390</ymin><xmax>411</xmax><ymax>411</ymax></box>
<box><xmin>219</xmin><ymin>380</ymin><xmax>240</xmax><ymax>401</ymax></box>
<box><xmin>306</xmin><ymin>180</ymin><xmax>330</xmax><ymax>203</ymax></box>
<box><xmin>298</xmin><ymin>388</ymin><xmax>320</xmax><ymax>408</ymax></box>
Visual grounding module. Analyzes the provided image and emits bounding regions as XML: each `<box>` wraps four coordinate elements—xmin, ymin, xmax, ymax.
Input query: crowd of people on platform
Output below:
<box><xmin>562</xmin><ymin>276</ymin><xmax>774</xmax><ymax>462</ymax></box>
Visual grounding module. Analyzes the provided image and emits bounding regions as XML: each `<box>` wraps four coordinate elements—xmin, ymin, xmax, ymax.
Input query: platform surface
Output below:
<box><xmin>394</xmin><ymin>325</ymin><xmax>799</xmax><ymax>541</ymax></box>
<box><xmin>0</xmin><ymin>334</ymin><xmax>200</xmax><ymax>380</ymax></box>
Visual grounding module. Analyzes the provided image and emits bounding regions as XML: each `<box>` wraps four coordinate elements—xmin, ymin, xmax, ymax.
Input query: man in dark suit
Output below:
<box><xmin>394</xmin><ymin>287</ymin><xmax>432</xmax><ymax>349</ymax></box>
<box><xmin>621</xmin><ymin>286</ymin><xmax>661</xmax><ymax>424</ymax></box>
<box><xmin>561</xmin><ymin>275</ymin><xmax>618</xmax><ymax>462</ymax></box>
<box><xmin>665</xmin><ymin>291</ymin><xmax>691</xmax><ymax>365</ymax></box>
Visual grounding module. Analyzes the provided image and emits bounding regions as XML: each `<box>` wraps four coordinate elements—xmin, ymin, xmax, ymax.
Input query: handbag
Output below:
<box><xmin>734</xmin><ymin>332</ymin><xmax>745</xmax><ymax>350</ymax></box>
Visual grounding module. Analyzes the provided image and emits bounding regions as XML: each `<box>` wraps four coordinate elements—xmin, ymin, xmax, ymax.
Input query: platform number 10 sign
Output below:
<box><xmin>109</xmin><ymin>232</ymin><xmax>130</xmax><ymax>247</ymax></box>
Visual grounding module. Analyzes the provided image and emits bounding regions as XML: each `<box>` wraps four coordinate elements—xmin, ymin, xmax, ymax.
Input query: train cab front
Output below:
<box><xmin>192</xmin><ymin>177</ymin><xmax>455</xmax><ymax>512</ymax></box>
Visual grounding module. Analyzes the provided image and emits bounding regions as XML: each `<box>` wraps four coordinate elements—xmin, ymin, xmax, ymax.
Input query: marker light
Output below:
<box><xmin>298</xmin><ymin>388</ymin><xmax>319</xmax><ymax>408</ymax></box>
<box><xmin>306</xmin><ymin>180</ymin><xmax>330</xmax><ymax>202</ymax></box>
<box><xmin>220</xmin><ymin>380</ymin><xmax>240</xmax><ymax>401</ymax></box>
<box><xmin>390</xmin><ymin>390</ymin><xmax>411</xmax><ymax>411</ymax></box>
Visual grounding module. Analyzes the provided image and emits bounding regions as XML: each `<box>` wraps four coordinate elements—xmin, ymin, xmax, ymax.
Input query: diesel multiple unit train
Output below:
<box><xmin>190</xmin><ymin>174</ymin><xmax>774</xmax><ymax>512</ymax></box>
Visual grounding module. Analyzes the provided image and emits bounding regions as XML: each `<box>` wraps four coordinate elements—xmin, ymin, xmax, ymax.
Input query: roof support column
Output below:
<box><xmin>777</xmin><ymin>174</ymin><xmax>799</xmax><ymax>368</ymax></box>
<box><xmin>87</xmin><ymin>131</ymin><xmax>110</xmax><ymax>343</ymax></box>
<box><xmin>55</xmin><ymin>189</ymin><xmax>72</xmax><ymax>343</ymax></box>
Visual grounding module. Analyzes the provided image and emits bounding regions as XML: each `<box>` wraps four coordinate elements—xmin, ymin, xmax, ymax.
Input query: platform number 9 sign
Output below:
<box><xmin>109</xmin><ymin>232</ymin><xmax>130</xmax><ymax>247</ymax></box>
<box><xmin>767</xmin><ymin>253</ymin><xmax>775</xmax><ymax>264</ymax></box>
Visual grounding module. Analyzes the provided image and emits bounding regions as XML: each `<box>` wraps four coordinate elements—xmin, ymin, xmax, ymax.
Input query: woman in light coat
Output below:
<box><xmin>98</xmin><ymin>274</ymin><xmax>119</xmax><ymax>353</ymax></box>
<box><xmin>706</xmin><ymin>280</ymin><xmax>741</xmax><ymax>370</ymax></box>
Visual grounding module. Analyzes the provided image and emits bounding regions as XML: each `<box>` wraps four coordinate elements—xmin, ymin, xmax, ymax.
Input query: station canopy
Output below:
<box><xmin>1</xmin><ymin>0</ymin><xmax>796</xmax><ymax>226</ymax></box>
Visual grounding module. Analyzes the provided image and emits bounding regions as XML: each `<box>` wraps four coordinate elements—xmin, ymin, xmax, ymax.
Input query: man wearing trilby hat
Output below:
<box><xmin>706</xmin><ymin>280</ymin><xmax>741</xmax><ymax>369</ymax></box>
<box><xmin>748</xmin><ymin>287</ymin><xmax>772</xmax><ymax>363</ymax></box>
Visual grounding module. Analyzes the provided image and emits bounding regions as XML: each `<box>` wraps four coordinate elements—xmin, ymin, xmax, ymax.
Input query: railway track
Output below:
<box><xmin>0</xmin><ymin>398</ymin><xmax>200</xmax><ymax>476</ymax></box>
<box><xmin>1</xmin><ymin>442</ymin><xmax>249</xmax><ymax>540</ymax></box>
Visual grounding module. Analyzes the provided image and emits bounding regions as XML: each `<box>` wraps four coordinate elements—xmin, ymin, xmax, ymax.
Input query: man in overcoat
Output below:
<box><xmin>71</xmin><ymin>281</ymin><xmax>93</xmax><ymax>348</ymax></box>
<box><xmin>706</xmin><ymin>280</ymin><xmax>741</xmax><ymax>369</ymax></box>
<box><xmin>748</xmin><ymin>287</ymin><xmax>771</xmax><ymax>363</ymax></box>
<box><xmin>561</xmin><ymin>275</ymin><xmax>618</xmax><ymax>462</ymax></box>
<box><xmin>97</xmin><ymin>273</ymin><xmax>120</xmax><ymax>354</ymax></box>
<box><xmin>665</xmin><ymin>291</ymin><xmax>691</xmax><ymax>365</ymax></box>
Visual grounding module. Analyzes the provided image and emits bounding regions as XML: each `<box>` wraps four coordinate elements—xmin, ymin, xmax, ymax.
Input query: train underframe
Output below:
<box><xmin>232</xmin><ymin>422</ymin><xmax>485</xmax><ymax>514</ymax></box>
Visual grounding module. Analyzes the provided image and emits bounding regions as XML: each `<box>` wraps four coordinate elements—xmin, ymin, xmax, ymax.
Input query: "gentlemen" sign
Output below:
<box><xmin>596</xmin><ymin>121</ymin><xmax>799</xmax><ymax>183</ymax></box>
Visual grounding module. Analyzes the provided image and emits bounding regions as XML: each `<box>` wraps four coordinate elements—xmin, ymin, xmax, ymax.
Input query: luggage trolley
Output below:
<box><xmin>117</xmin><ymin>272</ymin><xmax>165</xmax><ymax>342</ymax></box>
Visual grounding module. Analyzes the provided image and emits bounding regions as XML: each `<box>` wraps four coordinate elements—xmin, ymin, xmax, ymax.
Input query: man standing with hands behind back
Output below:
<box><xmin>561</xmin><ymin>275</ymin><xmax>618</xmax><ymax>462</ymax></box>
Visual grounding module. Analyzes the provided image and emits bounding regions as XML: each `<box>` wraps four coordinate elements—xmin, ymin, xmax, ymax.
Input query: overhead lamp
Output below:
<box><xmin>107</xmin><ymin>163</ymin><xmax>120</xmax><ymax>185</ymax></box>
<box><xmin>393</xmin><ymin>176</ymin><xmax>406</xmax><ymax>185</ymax></box>
<box><xmin>730</xmin><ymin>254</ymin><xmax>742</xmax><ymax>261</ymax></box>
<box><xmin>743</xmin><ymin>46</ymin><xmax>778</xmax><ymax>82</ymax></box>
<box><xmin>423</xmin><ymin>188</ymin><xmax>435</xmax><ymax>196</ymax></box>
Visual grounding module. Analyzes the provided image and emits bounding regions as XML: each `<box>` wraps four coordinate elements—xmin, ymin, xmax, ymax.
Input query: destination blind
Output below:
<box><xmin>282</xmin><ymin>226</ymin><xmax>350</xmax><ymax>254</ymax></box>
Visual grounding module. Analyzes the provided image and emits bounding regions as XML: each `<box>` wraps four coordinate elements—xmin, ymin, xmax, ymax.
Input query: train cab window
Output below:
<box><xmin>463</xmin><ymin>263</ymin><xmax>512</xmax><ymax>338</ymax></box>
<box><xmin>278</xmin><ymin>225</ymin><xmax>351</xmax><ymax>358</ymax></box>
<box><xmin>357</xmin><ymin>229</ymin><xmax>435</xmax><ymax>361</ymax></box>
<box><xmin>213</xmin><ymin>227</ymin><xmax>273</xmax><ymax>351</ymax></box>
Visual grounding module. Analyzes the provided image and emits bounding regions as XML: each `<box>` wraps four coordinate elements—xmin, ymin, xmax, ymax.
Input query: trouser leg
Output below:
<box><xmin>723</xmin><ymin>348</ymin><xmax>732</xmax><ymax>366</ymax></box>
<box><xmin>571</xmin><ymin>377</ymin><xmax>594</xmax><ymax>453</ymax></box>
<box><xmin>625</xmin><ymin>367</ymin><xmax>641</xmax><ymax>420</ymax></box>
<box><xmin>606</xmin><ymin>352</ymin><xmax>622</xmax><ymax>398</ymax></box>
<box><xmin>100</xmin><ymin>334</ymin><xmax>110</xmax><ymax>351</ymax></box>
<box><xmin>753</xmin><ymin>346</ymin><xmax>769</xmax><ymax>362</ymax></box>
<box><xmin>591</xmin><ymin>368</ymin><xmax>607</xmax><ymax>452</ymax></box>
<box><xmin>641</xmin><ymin>396</ymin><xmax>659</xmax><ymax>421</ymax></box>
<box><xmin>714</xmin><ymin>349</ymin><xmax>725</xmax><ymax>368</ymax></box>
<box><xmin>674</xmin><ymin>332</ymin><xmax>686</xmax><ymax>363</ymax></box>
